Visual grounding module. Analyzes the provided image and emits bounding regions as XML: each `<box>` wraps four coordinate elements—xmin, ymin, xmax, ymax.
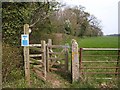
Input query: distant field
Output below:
<box><xmin>74</xmin><ymin>36</ymin><xmax>119</xmax><ymax>88</ymax></box>
<box><xmin>76</xmin><ymin>36</ymin><xmax>119</xmax><ymax>48</ymax></box>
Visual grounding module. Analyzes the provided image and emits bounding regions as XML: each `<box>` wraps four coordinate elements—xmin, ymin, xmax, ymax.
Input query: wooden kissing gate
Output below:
<box><xmin>23</xmin><ymin>24</ymin><xmax>72</xmax><ymax>86</ymax></box>
<box><xmin>23</xmin><ymin>24</ymin><xmax>119</xmax><ymax>86</ymax></box>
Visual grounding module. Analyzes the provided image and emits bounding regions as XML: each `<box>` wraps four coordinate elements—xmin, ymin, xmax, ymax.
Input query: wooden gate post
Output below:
<box><xmin>41</xmin><ymin>40</ymin><xmax>46</xmax><ymax>80</ymax></box>
<box><xmin>65</xmin><ymin>47</ymin><xmax>69</xmax><ymax>72</ymax></box>
<box><xmin>47</xmin><ymin>39</ymin><xmax>52</xmax><ymax>72</ymax></box>
<box><xmin>24</xmin><ymin>24</ymin><xmax>30</xmax><ymax>86</ymax></box>
<box><xmin>117</xmin><ymin>50</ymin><xmax>120</xmax><ymax>88</ymax></box>
<box><xmin>71</xmin><ymin>39</ymin><xmax>79</xmax><ymax>83</ymax></box>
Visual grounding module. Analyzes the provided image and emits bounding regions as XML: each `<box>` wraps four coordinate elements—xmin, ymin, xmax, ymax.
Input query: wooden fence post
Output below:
<box><xmin>79</xmin><ymin>48</ymin><xmax>82</xmax><ymax>75</ymax></box>
<box><xmin>41</xmin><ymin>40</ymin><xmax>46</xmax><ymax>80</ymax></box>
<box><xmin>47</xmin><ymin>39</ymin><xmax>52</xmax><ymax>72</ymax></box>
<box><xmin>71</xmin><ymin>39</ymin><xmax>79</xmax><ymax>83</ymax></box>
<box><xmin>117</xmin><ymin>50</ymin><xmax>120</xmax><ymax>88</ymax></box>
<box><xmin>65</xmin><ymin>47</ymin><xmax>69</xmax><ymax>72</ymax></box>
<box><xmin>24</xmin><ymin>24</ymin><xmax>30</xmax><ymax>86</ymax></box>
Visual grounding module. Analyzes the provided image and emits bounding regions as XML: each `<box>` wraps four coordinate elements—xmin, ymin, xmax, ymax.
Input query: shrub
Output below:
<box><xmin>2</xmin><ymin>43</ymin><xmax>23</xmax><ymax>82</ymax></box>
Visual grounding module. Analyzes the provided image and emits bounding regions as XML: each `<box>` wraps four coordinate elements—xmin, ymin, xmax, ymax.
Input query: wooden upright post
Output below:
<box><xmin>46</xmin><ymin>39</ymin><xmax>52</xmax><ymax>72</ymax></box>
<box><xmin>117</xmin><ymin>50</ymin><xmax>120</xmax><ymax>88</ymax></box>
<box><xmin>41</xmin><ymin>40</ymin><xmax>46</xmax><ymax>80</ymax></box>
<box><xmin>79</xmin><ymin>48</ymin><xmax>82</xmax><ymax>75</ymax></box>
<box><xmin>24</xmin><ymin>24</ymin><xmax>30</xmax><ymax>86</ymax></box>
<box><xmin>71</xmin><ymin>39</ymin><xmax>79</xmax><ymax>83</ymax></box>
<box><xmin>65</xmin><ymin>47</ymin><xmax>69</xmax><ymax>72</ymax></box>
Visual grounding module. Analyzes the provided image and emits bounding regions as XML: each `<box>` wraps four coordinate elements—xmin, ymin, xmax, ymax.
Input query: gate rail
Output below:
<box><xmin>46</xmin><ymin>39</ymin><xmax>69</xmax><ymax>72</ymax></box>
<box><xmin>79</xmin><ymin>48</ymin><xmax>120</xmax><ymax>78</ymax></box>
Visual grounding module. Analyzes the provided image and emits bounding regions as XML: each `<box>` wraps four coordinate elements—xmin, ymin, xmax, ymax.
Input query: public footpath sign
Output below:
<box><xmin>21</xmin><ymin>34</ymin><xmax>29</xmax><ymax>46</ymax></box>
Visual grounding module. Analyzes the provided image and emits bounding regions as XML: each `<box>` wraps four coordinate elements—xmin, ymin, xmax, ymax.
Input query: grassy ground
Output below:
<box><xmin>3</xmin><ymin>36</ymin><xmax>119</xmax><ymax>88</ymax></box>
<box><xmin>61</xmin><ymin>35</ymin><xmax>119</xmax><ymax>88</ymax></box>
<box><xmin>74</xmin><ymin>36</ymin><xmax>119</xmax><ymax>88</ymax></box>
<box><xmin>77</xmin><ymin>36</ymin><xmax>118</xmax><ymax>48</ymax></box>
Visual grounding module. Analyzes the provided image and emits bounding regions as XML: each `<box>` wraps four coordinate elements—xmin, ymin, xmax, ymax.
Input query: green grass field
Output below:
<box><xmin>75</xmin><ymin>36</ymin><xmax>119</xmax><ymax>88</ymax></box>
<box><xmin>77</xmin><ymin>36</ymin><xmax>119</xmax><ymax>48</ymax></box>
<box><xmin>56</xmin><ymin>35</ymin><xmax>119</xmax><ymax>88</ymax></box>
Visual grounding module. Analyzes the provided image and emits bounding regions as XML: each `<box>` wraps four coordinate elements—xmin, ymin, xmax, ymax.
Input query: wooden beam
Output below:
<box><xmin>48</xmin><ymin>45</ymin><xmax>69</xmax><ymax>48</ymax></box>
<box><xmin>41</xmin><ymin>40</ymin><xmax>46</xmax><ymax>80</ymax></box>
<box><xmin>29</xmin><ymin>58</ymin><xmax>43</xmax><ymax>65</ymax></box>
<box><xmin>33</xmin><ymin>65</ymin><xmax>43</xmax><ymax>68</ymax></box>
<box><xmin>46</xmin><ymin>39</ymin><xmax>52</xmax><ymax>72</ymax></box>
<box><xmin>29</xmin><ymin>44</ymin><xmax>41</xmax><ymax>47</ymax></box>
<box><xmin>71</xmin><ymin>39</ymin><xmax>79</xmax><ymax>83</ymax></box>
<box><xmin>23</xmin><ymin>24</ymin><xmax>30</xmax><ymax>86</ymax></box>
<box><xmin>29</xmin><ymin>54</ymin><xmax>42</xmax><ymax>57</ymax></box>
<box><xmin>65</xmin><ymin>47</ymin><xmax>69</xmax><ymax>71</ymax></box>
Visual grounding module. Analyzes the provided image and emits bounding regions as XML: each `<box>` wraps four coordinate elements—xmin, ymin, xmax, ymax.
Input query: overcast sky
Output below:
<box><xmin>59</xmin><ymin>0</ymin><xmax>119</xmax><ymax>35</ymax></box>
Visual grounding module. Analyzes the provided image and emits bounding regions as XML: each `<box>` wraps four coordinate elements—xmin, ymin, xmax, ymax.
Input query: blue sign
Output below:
<box><xmin>21</xmin><ymin>34</ymin><xmax>29</xmax><ymax>46</ymax></box>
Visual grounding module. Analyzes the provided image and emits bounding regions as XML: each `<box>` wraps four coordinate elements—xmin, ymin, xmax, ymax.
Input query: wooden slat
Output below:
<box><xmin>49</xmin><ymin>52</ymin><xmax>62</xmax><ymax>55</ymax></box>
<box><xmin>82</xmin><ymin>61</ymin><xmax>118</xmax><ymax>63</ymax></box>
<box><xmin>81</xmin><ymin>67</ymin><xmax>120</xmax><ymax>69</ymax></box>
<box><xmin>29</xmin><ymin>44</ymin><xmax>41</xmax><ymax>47</ymax></box>
<box><xmin>30</xmin><ymin>57</ymin><xmax>42</xmax><ymax>61</ymax></box>
<box><xmin>29</xmin><ymin>54</ymin><xmax>42</xmax><ymax>57</ymax></box>
<box><xmin>82</xmin><ymin>48</ymin><xmax>120</xmax><ymax>51</ymax></box>
<box><xmin>48</xmin><ymin>45</ymin><xmax>69</xmax><ymax>48</ymax></box>
<box><xmin>33</xmin><ymin>65</ymin><xmax>44</xmax><ymax>72</ymax></box>
<box><xmin>49</xmin><ymin>58</ymin><xmax>65</xmax><ymax>60</ymax></box>
<box><xmin>33</xmin><ymin>65</ymin><xmax>43</xmax><ymax>68</ymax></box>
<box><xmin>29</xmin><ymin>58</ymin><xmax>43</xmax><ymax>64</ymax></box>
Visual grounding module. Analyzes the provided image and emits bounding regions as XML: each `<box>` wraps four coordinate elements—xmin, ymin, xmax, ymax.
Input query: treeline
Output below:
<box><xmin>50</xmin><ymin>6</ymin><xmax>103</xmax><ymax>37</ymax></box>
<box><xmin>107</xmin><ymin>34</ymin><xmax>120</xmax><ymax>36</ymax></box>
<box><xmin>2</xmin><ymin>1</ymin><xmax>103</xmax><ymax>45</ymax></box>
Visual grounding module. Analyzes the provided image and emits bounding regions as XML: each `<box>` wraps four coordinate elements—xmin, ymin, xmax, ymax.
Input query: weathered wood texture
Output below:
<box><xmin>65</xmin><ymin>47</ymin><xmax>69</xmax><ymax>71</ymax></box>
<box><xmin>29</xmin><ymin>40</ymin><xmax>47</xmax><ymax>81</ymax></box>
<box><xmin>29</xmin><ymin>44</ymin><xmax>41</xmax><ymax>47</ymax></box>
<box><xmin>71</xmin><ymin>39</ymin><xmax>79</xmax><ymax>83</ymax></box>
<box><xmin>41</xmin><ymin>40</ymin><xmax>47</xmax><ymax>80</ymax></box>
<box><xmin>24</xmin><ymin>24</ymin><xmax>30</xmax><ymax>86</ymax></box>
<box><xmin>46</xmin><ymin>39</ymin><xmax>52</xmax><ymax>72</ymax></box>
<box><xmin>48</xmin><ymin>45</ymin><xmax>69</xmax><ymax>48</ymax></box>
<box><xmin>29</xmin><ymin>54</ymin><xmax>42</xmax><ymax>57</ymax></box>
<box><xmin>46</xmin><ymin>39</ymin><xmax>69</xmax><ymax>72</ymax></box>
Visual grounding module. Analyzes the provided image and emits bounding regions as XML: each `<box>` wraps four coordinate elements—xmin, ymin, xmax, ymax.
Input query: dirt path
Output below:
<box><xmin>46</xmin><ymin>72</ymin><xmax>70</xmax><ymax>88</ymax></box>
